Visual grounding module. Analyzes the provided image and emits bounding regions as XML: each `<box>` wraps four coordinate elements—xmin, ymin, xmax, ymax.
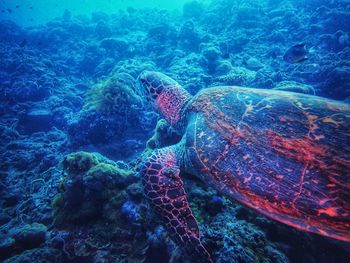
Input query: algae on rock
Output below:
<box><xmin>53</xmin><ymin>151</ymin><xmax>135</xmax><ymax>226</ymax></box>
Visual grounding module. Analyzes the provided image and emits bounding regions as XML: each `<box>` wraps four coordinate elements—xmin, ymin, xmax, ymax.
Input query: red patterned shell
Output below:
<box><xmin>182</xmin><ymin>86</ymin><xmax>350</xmax><ymax>242</ymax></box>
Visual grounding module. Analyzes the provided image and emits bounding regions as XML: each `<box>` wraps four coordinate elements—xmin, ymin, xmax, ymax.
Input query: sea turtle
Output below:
<box><xmin>137</xmin><ymin>71</ymin><xmax>350</xmax><ymax>262</ymax></box>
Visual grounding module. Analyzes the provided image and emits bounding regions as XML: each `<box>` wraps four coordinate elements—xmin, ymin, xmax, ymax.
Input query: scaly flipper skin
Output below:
<box><xmin>139</xmin><ymin>147</ymin><xmax>212</xmax><ymax>262</ymax></box>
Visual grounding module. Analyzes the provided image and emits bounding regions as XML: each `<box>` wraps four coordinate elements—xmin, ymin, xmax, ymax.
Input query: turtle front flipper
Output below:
<box><xmin>139</xmin><ymin>147</ymin><xmax>212</xmax><ymax>263</ymax></box>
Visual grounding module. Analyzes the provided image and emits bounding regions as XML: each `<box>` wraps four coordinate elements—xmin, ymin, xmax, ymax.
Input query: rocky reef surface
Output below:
<box><xmin>1</xmin><ymin>0</ymin><xmax>350</xmax><ymax>262</ymax></box>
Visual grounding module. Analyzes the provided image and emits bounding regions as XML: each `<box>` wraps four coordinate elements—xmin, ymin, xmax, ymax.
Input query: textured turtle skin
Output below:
<box><xmin>139</xmin><ymin>81</ymin><xmax>350</xmax><ymax>262</ymax></box>
<box><xmin>181</xmin><ymin>86</ymin><xmax>350</xmax><ymax>242</ymax></box>
<box><xmin>139</xmin><ymin>148</ymin><xmax>212</xmax><ymax>262</ymax></box>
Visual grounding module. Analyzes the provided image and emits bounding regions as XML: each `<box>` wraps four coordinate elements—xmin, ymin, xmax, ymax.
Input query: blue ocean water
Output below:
<box><xmin>0</xmin><ymin>0</ymin><xmax>349</xmax><ymax>262</ymax></box>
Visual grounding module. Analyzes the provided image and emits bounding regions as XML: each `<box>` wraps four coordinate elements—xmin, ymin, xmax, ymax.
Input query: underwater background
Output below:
<box><xmin>0</xmin><ymin>0</ymin><xmax>349</xmax><ymax>262</ymax></box>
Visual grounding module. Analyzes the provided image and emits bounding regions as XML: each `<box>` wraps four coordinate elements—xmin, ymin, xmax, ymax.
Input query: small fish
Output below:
<box><xmin>1</xmin><ymin>10</ymin><xmax>4</xmax><ymax>13</ymax></box>
<box><xmin>283</xmin><ymin>43</ymin><xmax>308</xmax><ymax>63</ymax></box>
<box><xmin>16</xmin><ymin>5</ymin><xmax>19</xmax><ymax>8</ymax></box>
<box><xmin>7</xmin><ymin>8</ymin><xmax>12</xmax><ymax>13</ymax></box>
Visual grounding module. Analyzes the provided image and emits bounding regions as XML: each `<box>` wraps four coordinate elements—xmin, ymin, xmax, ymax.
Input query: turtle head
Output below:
<box><xmin>137</xmin><ymin>71</ymin><xmax>191</xmax><ymax>125</ymax></box>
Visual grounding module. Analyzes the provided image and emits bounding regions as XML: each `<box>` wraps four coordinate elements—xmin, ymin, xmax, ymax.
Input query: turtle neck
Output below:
<box><xmin>156</xmin><ymin>86</ymin><xmax>191</xmax><ymax>125</ymax></box>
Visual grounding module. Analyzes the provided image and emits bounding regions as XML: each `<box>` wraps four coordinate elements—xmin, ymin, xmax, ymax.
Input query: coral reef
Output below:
<box><xmin>67</xmin><ymin>72</ymin><xmax>153</xmax><ymax>159</ymax></box>
<box><xmin>215</xmin><ymin>66</ymin><xmax>257</xmax><ymax>86</ymax></box>
<box><xmin>85</xmin><ymin>72</ymin><xmax>142</xmax><ymax>116</ymax></box>
<box><xmin>53</xmin><ymin>151</ymin><xmax>134</xmax><ymax>225</ymax></box>
<box><xmin>273</xmin><ymin>80</ymin><xmax>316</xmax><ymax>95</ymax></box>
<box><xmin>0</xmin><ymin>0</ymin><xmax>349</xmax><ymax>262</ymax></box>
<box><xmin>0</xmin><ymin>223</ymin><xmax>48</xmax><ymax>260</ymax></box>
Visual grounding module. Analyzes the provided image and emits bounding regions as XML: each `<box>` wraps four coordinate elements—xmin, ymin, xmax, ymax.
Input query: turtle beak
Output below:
<box><xmin>137</xmin><ymin>70</ymin><xmax>152</xmax><ymax>85</ymax></box>
<box><xmin>136</xmin><ymin>71</ymin><xmax>147</xmax><ymax>94</ymax></box>
<box><xmin>137</xmin><ymin>70</ymin><xmax>146</xmax><ymax>82</ymax></box>
<box><xmin>136</xmin><ymin>71</ymin><xmax>154</xmax><ymax>105</ymax></box>
<box><xmin>136</xmin><ymin>71</ymin><xmax>151</xmax><ymax>93</ymax></box>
